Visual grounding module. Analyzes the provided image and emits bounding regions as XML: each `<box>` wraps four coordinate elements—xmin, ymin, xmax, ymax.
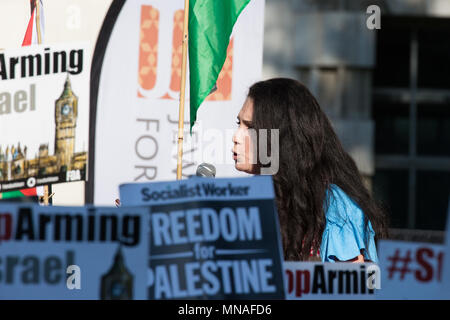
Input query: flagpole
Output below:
<box><xmin>43</xmin><ymin>185</ymin><xmax>49</xmax><ymax>205</ymax></box>
<box><xmin>36</xmin><ymin>0</ymin><xmax>42</xmax><ymax>44</ymax></box>
<box><xmin>176</xmin><ymin>0</ymin><xmax>190</xmax><ymax>180</ymax></box>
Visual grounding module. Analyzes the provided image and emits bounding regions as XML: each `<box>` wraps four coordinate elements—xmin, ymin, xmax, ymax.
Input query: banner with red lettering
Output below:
<box><xmin>88</xmin><ymin>0</ymin><xmax>265</xmax><ymax>205</ymax></box>
<box><xmin>375</xmin><ymin>240</ymin><xmax>445</xmax><ymax>299</ymax></box>
<box><xmin>284</xmin><ymin>262</ymin><xmax>379</xmax><ymax>300</ymax></box>
<box><xmin>440</xmin><ymin>197</ymin><xmax>450</xmax><ymax>298</ymax></box>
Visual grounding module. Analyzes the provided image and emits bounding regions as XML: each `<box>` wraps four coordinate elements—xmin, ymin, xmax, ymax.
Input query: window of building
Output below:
<box><xmin>372</xmin><ymin>17</ymin><xmax>450</xmax><ymax>231</ymax></box>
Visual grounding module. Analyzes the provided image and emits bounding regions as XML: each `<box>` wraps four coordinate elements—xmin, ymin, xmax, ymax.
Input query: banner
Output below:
<box><xmin>0</xmin><ymin>204</ymin><xmax>148</xmax><ymax>299</ymax></box>
<box><xmin>440</xmin><ymin>196</ymin><xmax>450</xmax><ymax>298</ymax></box>
<box><xmin>0</xmin><ymin>43</ymin><xmax>90</xmax><ymax>193</ymax></box>
<box><xmin>119</xmin><ymin>176</ymin><xmax>286</xmax><ymax>299</ymax></box>
<box><xmin>375</xmin><ymin>240</ymin><xmax>445</xmax><ymax>300</ymax></box>
<box><xmin>284</xmin><ymin>262</ymin><xmax>379</xmax><ymax>300</ymax></box>
<box><xmin>89</xmin><ymin>0</ymin><xmax>265</xmax><ymax>205</ymax></box>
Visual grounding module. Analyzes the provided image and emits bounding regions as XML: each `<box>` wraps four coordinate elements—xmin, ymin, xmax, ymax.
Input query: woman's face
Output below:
<box><xmin>232</xmin><ymin>97</ymin><xmax>258</xmax><ymax>174</ymax></box>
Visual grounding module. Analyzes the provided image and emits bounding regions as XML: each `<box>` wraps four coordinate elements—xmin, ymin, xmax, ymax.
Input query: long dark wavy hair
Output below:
<box><xmin>248</xmin><ymin>78</ymin><xmax>389</xmax><ymax>261</ymax></box>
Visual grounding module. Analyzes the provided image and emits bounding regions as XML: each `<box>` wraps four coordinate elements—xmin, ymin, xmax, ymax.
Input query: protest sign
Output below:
<box><xmin>284</xmin><ymin>262</ymin><xmax>379</xmax><ymax>300</ymax></box>
<box><xmin>440</xmin><ymin>196</ymin><xmax>450</xmax><ymax>298</ymax></box>
<box><xmin>376</xmin><ymin>240</ymin><xmax>445</xmax><ymax>299</ymax></box>
<box><xmin>0</xmin><ymin>204</ymin><xmax>148</xmax><ymax>299</ymax></box>
<box><xmin>0</xmin><ymin>43</ymin><xmax>90</xmax><ymax>193</ymax></box>
<box><xmin>119</xmin><ymin>176</ymin><xmax>285</xmax><ymax>299</ymax></box>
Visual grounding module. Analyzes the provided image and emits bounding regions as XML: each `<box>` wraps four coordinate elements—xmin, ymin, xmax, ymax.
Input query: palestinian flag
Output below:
<box><xmin>22</xmin><ymin>0</ymin><xmax>45</xmax><ymax>46</ymax></box>
<box><xmin>0</xmin><ymin>186</ymin><xmax>44</xmax><ymax>200</ymax></box>
<box><xmin>188</xmin><ymin>0</ymin><xmax>251</xmax><ymax>132</ymax></box>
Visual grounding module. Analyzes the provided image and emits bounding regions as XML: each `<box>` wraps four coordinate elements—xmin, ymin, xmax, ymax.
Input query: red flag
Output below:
<box><xmin>22</xmin><ymin>0</ymin><xmax>45</xmax><ymax>46</ymax></box>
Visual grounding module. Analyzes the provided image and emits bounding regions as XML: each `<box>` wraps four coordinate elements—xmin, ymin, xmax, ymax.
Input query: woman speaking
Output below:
<box><xmin>232</xmin><ymin>78</ymin><xmax>389</xmax><ymax>262</ymax></box>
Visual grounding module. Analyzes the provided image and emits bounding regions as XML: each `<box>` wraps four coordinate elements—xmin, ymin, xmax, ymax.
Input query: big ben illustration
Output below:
<box><xmin>100</xmin><ymin>246</ymin><xmax>134</xmax><ymax>300</ymax></box>
<box><xmin>0</xmin><ymin>73</ymin><xmax>87</xmax><ymax>186</ymax></box>
<box><xmin>54</xmin><ymin>74</ymin><xmax>78</xmax><ymax>172</ymax></box>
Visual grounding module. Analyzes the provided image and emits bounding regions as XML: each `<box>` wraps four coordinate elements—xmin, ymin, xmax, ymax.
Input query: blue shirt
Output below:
<box><xmin>319</xmin><ymin>184</ymin><xmax>378</xmax><ymax>263</ymax></box>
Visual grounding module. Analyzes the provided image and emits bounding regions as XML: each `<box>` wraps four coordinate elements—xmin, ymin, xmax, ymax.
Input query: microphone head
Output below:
<box><xmin>196</xmin><ymin>163</ymin><xmax>216</xmax><ymax>177</ymax></box>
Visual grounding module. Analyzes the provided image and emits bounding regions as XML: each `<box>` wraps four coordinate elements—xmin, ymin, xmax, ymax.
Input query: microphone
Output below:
<box><xmin>196</xmin><ymin>162</ymin><xmax>216</xmax><ymax>177</ymax></box>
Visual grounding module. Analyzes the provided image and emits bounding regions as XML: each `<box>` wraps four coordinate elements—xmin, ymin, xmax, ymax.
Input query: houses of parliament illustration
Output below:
<box><xmin>0</xmin><ymin>75</ymin><xmax>87</xmax><ymax>183</ymax></box>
